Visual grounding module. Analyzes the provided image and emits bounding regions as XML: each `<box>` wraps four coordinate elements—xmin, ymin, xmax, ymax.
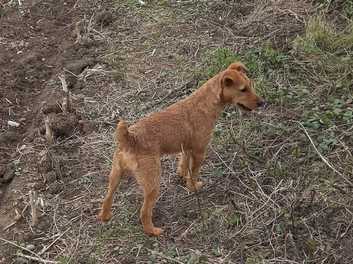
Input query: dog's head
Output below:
<box><xmin>219</xmin><ymin>62</ymin><xmax>265</xmax><ymax>111</ymax></box>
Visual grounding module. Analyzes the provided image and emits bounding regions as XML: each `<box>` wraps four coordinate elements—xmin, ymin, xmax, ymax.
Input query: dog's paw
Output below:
<box><xmin>187</xmin><ymin>181</ymin><xmax>204</xmax><ymax>192</ymax></box>
<box><xmin>98</xmin><ymin>211</ymin><xmax>112</xmax><ymax>222</ymax></box>
<box><xmin>144</xmin><ymin>227</ymin><xmax>164</xmax><ymax>236</ymax></box>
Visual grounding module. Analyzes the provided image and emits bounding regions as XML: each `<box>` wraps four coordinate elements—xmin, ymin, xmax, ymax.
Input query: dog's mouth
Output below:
<box><xmin>236</xmin><ymin>103</ymin><xmax>252</xmax><ymax>111</ymax></box>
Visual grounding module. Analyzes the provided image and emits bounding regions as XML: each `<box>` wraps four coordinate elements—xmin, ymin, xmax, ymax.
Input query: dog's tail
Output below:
<box><xmin>116</xmin><ymin>120</ymin><xmax>131</xmax><ymax>150</ymax></box>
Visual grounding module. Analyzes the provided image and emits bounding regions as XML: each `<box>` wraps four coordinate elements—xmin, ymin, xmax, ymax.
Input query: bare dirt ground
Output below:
<box><xmin>1</xmin><ymin>0</ymin><xmax>353</xmax><ymax>263</ymax></box>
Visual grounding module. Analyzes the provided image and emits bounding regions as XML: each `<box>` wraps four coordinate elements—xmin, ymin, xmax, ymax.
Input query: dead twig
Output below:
<box><xmin>17</xmin><ymin>252</ymin><xmax>58</xmax><ymax>264</ymax></box>
<box><xmin>45</xmin><ymin>116</ymin><xmax>54</xmax><ymax>145</ymax></box>
<box><xmin>177</xmin><ymin>221</ymin><xmax>196</xmax><ymax>240</ymax></box>
<box><xmin>38</xmin><ymin>227</ymin><xmax>71</xmax><ymax>255</ymax></box>
<box><xmin>0</xmin><ymin>238</ymin><xmax>57</xmax><ymax>264</ymax></box>
<box><xmin>29</xmin><ymin>190</ymin><xmax>39</xmax><ymax>226</ymax></box>
<box><xmin>58</xmin><ymin>74</ymin><xmax>70</xmax><ymax>113</ymax></box>
<box><xmin>2</xmin><ymin>205</ymin><xmax>28</xmax><ymax>231</ymax></box>
<box><xmin>74</xmin><ymin>21</ymin><xmax>82</xmax><ymax>44</ymax></box>
<box><xmin>298</xmin><ymin>122</ymin><xmax>353</xmax><ymax>187</ymax></box>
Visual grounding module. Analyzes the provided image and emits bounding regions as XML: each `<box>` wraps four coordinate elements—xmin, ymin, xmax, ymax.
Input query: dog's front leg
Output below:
<box><xmin>185</xmin><ymin>150</ymin><xmax>205</xmax><ymax>192</ymax></box>
<box><xmin>177</xmin><ymin>151</ymin><xmax>190</xmax><ymax>179</ymax></box>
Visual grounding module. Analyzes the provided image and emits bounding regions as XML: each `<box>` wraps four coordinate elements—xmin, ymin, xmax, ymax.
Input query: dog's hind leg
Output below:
<box><xmin>98</xmin><ymin>151</ymin><xmax>124</xmax><ymax>222</ymax></box>
<box><xmin>136</xmin><ymin>155</ymin><xmax>163</xmax><ymax>236</ymax></box>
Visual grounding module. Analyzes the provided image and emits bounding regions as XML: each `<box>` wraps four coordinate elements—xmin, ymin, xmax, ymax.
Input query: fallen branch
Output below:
<box><xmin>298</xmin><ymin>122</ymin><xmax>353</xmax><ymax>187</ymax></box>
<box><xmin>17</xmin><ymin>252</ymin><xmax>58</xmax><ymax>264</ymax></box>
<box><xmin>38</xmin><ymin>227</ymin><xmax>70</xmax><ymax>255</ymax></box>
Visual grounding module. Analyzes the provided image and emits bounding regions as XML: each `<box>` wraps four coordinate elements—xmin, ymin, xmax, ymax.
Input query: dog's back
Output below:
<box><xmin>116</xmin><ymin>76</ymin><xmax>222</xmax><ymax>155</ymax></box>
<box><xmin>117</xmin><ymin>101</ymin><xmax>193</xmax><ymax>154</ymax></box>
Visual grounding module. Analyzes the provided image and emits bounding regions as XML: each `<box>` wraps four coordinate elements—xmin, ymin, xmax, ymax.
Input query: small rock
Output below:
<box><xmin>8</xmin><ymin>120</ymin><xmax>20</xmax><ymax>127</ymax></box>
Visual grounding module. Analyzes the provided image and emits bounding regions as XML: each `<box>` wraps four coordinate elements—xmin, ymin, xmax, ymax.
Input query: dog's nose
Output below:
<box><xmin>257</xmin><ymin>100</ymin><xmax>266</xmax><ymax>108</ymax></box>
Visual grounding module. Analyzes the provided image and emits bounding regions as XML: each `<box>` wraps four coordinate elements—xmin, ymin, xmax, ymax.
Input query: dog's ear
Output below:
<box><xmin>222</xmin><ymin>75</ymin><xmax>234</xmax><ymax>88</ymax></box>
<box><xmin>221</xmin><ymin>72</ymin><xmax>244</xmax><ymax>90</ymax></box>
<box><xmin>228</xmin><ymin>62</ymin><xmax>248</xmax><ymax>75</ymax></box>
<box><xmin>219</xmin><ymin>73</ymin><xmax>237</xmax><ymax>103</ymax></box>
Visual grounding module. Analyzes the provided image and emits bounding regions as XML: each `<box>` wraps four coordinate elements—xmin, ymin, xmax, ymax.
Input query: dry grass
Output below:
<box><xmin>1</xmin><ymin>0</ymin><xmax>353</xmax><ymax>263</ymax></box>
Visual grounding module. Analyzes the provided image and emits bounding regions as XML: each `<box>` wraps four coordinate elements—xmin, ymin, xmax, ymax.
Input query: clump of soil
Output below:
<box><xmin>0</xmin><ymin>164</ymin><xmax>16</xmax><ymax>185</ymax></box>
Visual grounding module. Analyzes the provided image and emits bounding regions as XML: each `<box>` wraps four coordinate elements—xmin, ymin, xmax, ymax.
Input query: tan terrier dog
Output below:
<box><xmin>98</xmin><ymin>62</ymin><xmax>265</xmax><ymax>236</ymax></box>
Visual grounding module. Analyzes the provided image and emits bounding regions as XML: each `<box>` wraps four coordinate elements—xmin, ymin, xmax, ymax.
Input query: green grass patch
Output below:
<box><xmin>294</xmin><ymin>15</ymin><xmax>353</xmax><ymax>52</ymax></box>
<box><xmin>198</xmin><ymin>45</ymin><xmax>288</xmax><ymax>104</ymax></box>
<box><xmin>201</xmin><ymin>16</ymin><xmax>353</xmax><ymax>154</ymax></box>
<box><xmin>202</xmin><ymin>44</ymin><xmax>288</xmax><ymax>80</ymax></box>
<box><xmin>314</xmin><ymin>0</ymin><xmax>353</xmax><ymax>19</ymax></box>
<box><xmin>201</xmin><ymin>16</ymin><xmax>353</xmax><ymax>133</ymax></box>
<box><xmin>292</xmin><ymin>16</ymin><xmax>353</xmax><ymax>146</ymax></box>
<box><xmin>200</xmin><ymin>19</ymin><xmax>353</xmax><ymax>251</ymax></box>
